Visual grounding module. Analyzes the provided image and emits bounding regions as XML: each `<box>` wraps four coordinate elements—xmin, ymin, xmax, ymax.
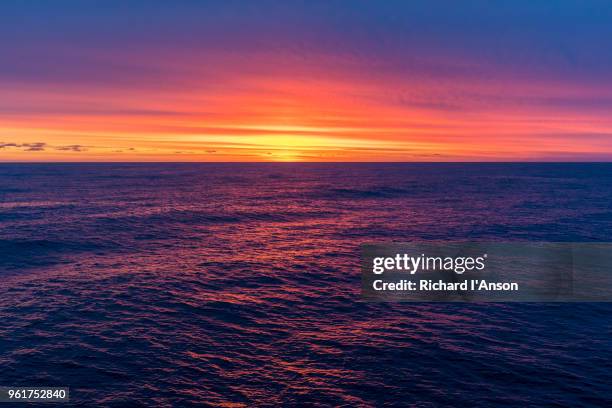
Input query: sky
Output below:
<box><xmin>1</xmin><ymin>0</ymin><xmax>612</xmax><ymax>162</ymax></box>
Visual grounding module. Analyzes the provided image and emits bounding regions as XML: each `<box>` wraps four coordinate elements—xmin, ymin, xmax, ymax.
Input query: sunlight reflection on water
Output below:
<box><xmin>1</xmin><ymin>163</ymin><xmax>611</xmax><ymax>406</ymax></box>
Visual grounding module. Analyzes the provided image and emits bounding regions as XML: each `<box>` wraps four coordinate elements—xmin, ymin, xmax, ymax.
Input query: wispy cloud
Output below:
<box><xmin>0</xmin><ymin>142</ymin><xmax>46</xmax><ymax>151</ymax></box>
<box><xmin>0</xmin><ymin>142</ymin><xmax>91</xmax><ymax>153</ymax></box>
<box><xmin>55</xmin><ymin>144</ymin><xmax>87</xmax><ymax>152</ymax></box>
<box><xmin>22</xmin><ymin>142</ymin><xmax>46</xmax><ymax>151</ymax></box>
<box><xmin>0</xmin><ymin>142</ymin><xmax>19</xmax><ymax>149</ymax></box>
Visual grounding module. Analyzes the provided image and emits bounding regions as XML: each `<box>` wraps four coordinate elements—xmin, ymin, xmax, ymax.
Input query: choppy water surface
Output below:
<box><xmin>1</xmin><ymin>163</ymin><xmax>611</xmax><ymax>407</ymax></box>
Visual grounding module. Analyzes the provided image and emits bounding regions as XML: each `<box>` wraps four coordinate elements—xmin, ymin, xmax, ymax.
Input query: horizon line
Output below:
<box><xmin>1</xmin><ymin>161</ymin><xmax>612</xmax><ymax>165</ymax></box>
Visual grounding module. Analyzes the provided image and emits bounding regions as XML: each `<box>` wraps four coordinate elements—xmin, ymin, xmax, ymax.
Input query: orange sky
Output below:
<box><xmin>3</xmin><ymin>70</ymin><xmax>612</xmax><ymax>162</ymax></box>
<box><xmin>0</xmin><ymin>62</ymin><xmax>612</xmax><ymax>161</ymax></box>
<box><xmin>2</xmin><ymin>2</ymin><xmax>612</xmax><ymax>162</ymax></box>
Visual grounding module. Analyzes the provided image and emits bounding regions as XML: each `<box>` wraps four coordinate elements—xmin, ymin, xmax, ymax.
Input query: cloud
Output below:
<box><xmin>0</xmin><ymin>142</ymin><xmax>90</xmax><ymax>152</ymax></box>
<box><xmin>55</xmin><ymin>144</ymin><xmax>87</xmax><ymax>152</ymax></box>
<box><xmin>22</xmin><ymin>142</ymin><xmax>47</xmax><ymax>151</ymax></box>
<box><xmin>0</xmin><ymin>142</ymin><xmax>19</xmax><ymax>148</ymax></box>
<box><xmin>0</xmin><ymin>142</ymin><xmax>47</xmax><ymax>151</ymax></box>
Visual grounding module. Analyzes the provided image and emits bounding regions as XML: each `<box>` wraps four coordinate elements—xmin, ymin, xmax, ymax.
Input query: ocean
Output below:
<box><xmin>1</xmin><ymin>163</ymin><xmax>611</xmax><ymax>406</ymax></box>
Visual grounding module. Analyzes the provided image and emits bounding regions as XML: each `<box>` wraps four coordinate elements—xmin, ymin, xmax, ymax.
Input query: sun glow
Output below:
<box><xmin>2</xmin><ymin>53</ymin><xmax>612</xmax><ymax>162</ymax></box>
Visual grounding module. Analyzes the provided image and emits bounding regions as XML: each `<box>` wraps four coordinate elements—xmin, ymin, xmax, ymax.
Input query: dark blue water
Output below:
<box><xmin>1</xmin><ymin>163</ymin><xmax>611</xmax><ymax>407</ymax></box>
